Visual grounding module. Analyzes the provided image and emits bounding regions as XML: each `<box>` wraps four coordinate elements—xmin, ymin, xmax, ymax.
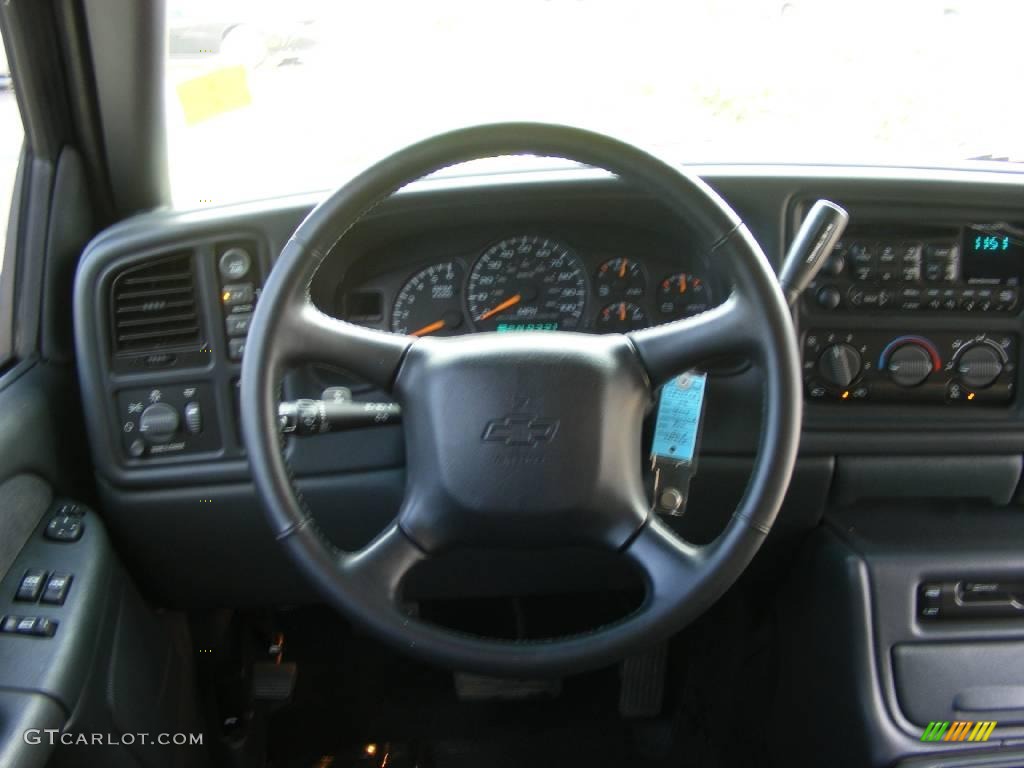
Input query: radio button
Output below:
<box><xmin>816</xmin><ymin>286</ymin><xmax>842</xmax><ymax>310</ymax></box>
<box><xmin>995</xmin><ymin>288</ymin><xmax>1018</xmax><ymax>311</ymax></box>
<box><xmin>900</xmin><ymin>243</ymin><xmax>923</xmax><ymax>261</ymax></box>
<box><xmin>823</xmin><ymin>251</ymin><xmax>846</xmax><ymax>276</ymax></box>
<box><xmin>853</xmin><ymin>266</ymin><xmax>876</xmax><ymax>282</ymax></box>
<box><xmin>849</xmin><ymin>243</ymin><xmax>874</xmax><ymax>266</ymax></box>
<box><xmin>976</xmin><ymin>289</ymin><xmax>994</xmax><ymax>311</ymax></box>
<box><xmin>901</xmin><ymin>265</ymin><xmax>922</xmax><ymax>282</ymax></box>
<box><xmin>899</xmin><ymin>288</ymin><xmax>922</xmax><ymax>311</ymax></box>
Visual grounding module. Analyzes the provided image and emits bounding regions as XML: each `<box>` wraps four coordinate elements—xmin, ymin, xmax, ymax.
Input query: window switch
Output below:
<box><xmin>45</xmin><ymin>515</ymin><xmax>83</xmax><ymax>542</ymax></box>
<box><xmin>1</xmin><ymin>615</ymin><xmax>20</xmax><ymax>633</ymax></box>
<box><xmin>15</xmin><ymin>570</ymin><xmax>47</xmax><ymax>602</ymax></box>
<box><xmin>40</xmin><ymin>573</ymin><xmax>72</xmax><ymax>606</ymax></box>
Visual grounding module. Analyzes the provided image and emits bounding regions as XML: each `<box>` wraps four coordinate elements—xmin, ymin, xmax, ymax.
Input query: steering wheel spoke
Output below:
<box><xmin>282</xmin><ymin>302</ymin><xmax>412</xmax><ymax>391</ymax></box>
<box><xmin>622</xmin><ymin>517</ymin><xmax>704</xmax><ymax>599</ymax></box>
<box><xmin>627</xmin><ymin>294</ymin><xmax>757</xmax><ymax>387</ymax></box>
<box><xmin>340</xmin><ymin>523</ymin><xmax>425</xmax><ymax>607</ymax></box>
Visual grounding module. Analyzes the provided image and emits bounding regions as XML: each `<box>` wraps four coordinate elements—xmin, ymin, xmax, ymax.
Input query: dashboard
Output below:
<box><xmin>70</xmin><ymin>165</ymin><xmax>1024</xmax><ymax>606</ymax></box>
<box><xmin>320</xmin><ymin>225</ymin><xmax>721</xmax><ymax>337</ymax></box>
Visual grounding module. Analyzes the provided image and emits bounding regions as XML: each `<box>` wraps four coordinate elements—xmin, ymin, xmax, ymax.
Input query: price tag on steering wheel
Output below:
<box><xmin>650</xmin><ymin>371</ymin><xmax>707</xmax><ymax>516</ymax></box>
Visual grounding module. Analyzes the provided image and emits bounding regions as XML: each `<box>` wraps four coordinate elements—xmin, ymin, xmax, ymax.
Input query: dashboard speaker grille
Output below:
<box><xmin>111</xmin><ymin>252</ymin><xmax>203</xmax><ymax>354</ymax></box>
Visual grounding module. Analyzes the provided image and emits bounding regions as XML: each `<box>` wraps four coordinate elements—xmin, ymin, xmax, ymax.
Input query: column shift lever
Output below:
<box><xmin>777</xmin><ymin>199</ymin><xmax>850</xmax><ymax>308</ymax></box>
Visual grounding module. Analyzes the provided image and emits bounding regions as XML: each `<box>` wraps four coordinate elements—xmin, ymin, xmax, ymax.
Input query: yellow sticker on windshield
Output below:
<box><xmin>176</xmin><ymin>66</ymin><xmax>252</xmax><ymax>125</ymax></box>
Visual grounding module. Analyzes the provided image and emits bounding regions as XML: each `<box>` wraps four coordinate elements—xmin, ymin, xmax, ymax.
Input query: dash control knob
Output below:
<box><xmin>138</xmin><ymin>402</ymin><xmax>180</xmax><ymax>444</ymax></box>
<box><xmin>957</xmin><ymin>344</ymin><xmax>1004</xmax><ymax>389</ymax></box>
<box><xmin>887</xmin><ymin>344</ymin><xmax>933</xmax><ymax>387</ymax></box>
<box><xmin>817</xmin><ymin>343</ymin><xmax>862</xmax><ymax>389</ymax></box>
<box><xmin>816</xmin><ymin>285</ymin><xmax>842</xmax><ymax>310</ymax></box>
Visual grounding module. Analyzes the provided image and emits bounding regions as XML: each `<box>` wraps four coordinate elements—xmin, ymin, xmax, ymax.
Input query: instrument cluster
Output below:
<box><xmin>336</xmin><ymin>233</ymin><xmax>721</xmax><ymax>337</ymax></box>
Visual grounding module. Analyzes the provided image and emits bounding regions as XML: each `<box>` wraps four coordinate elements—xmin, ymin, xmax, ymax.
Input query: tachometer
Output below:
<box><xmin>391</xmin><ymin>262</ymin><xmax>466</xmax><ymax>336</ymax></box>
<box><xmin>467</xmin><ymin>236</ymin><xmax>587</xmax><ymax>332</ymax></box>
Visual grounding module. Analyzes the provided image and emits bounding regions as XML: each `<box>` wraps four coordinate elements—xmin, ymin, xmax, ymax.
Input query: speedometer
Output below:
<box><xmin>467</xmin><ymin>236</ymin><xmax>587</xmax><ymax>332</ymax></box>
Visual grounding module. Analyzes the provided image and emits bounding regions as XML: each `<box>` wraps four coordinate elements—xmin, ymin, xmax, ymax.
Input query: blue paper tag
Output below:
<box><xmin>651</xmin><ymin>371</ymin><xmax>707</xmax><ymax>462</ymax></box>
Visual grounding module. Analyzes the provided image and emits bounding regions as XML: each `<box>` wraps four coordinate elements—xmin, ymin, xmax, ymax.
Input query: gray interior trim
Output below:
<box><xmin>0</xmin><ymin>474</ymin><xmax>51</xmax><ymax>579</ymax></box>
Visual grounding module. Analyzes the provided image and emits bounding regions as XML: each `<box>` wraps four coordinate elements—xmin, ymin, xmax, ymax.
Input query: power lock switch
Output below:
<box><xmin>0</xmin><ymin>616</ymin><xmax>58</xmax><ymax>637</ymax></box>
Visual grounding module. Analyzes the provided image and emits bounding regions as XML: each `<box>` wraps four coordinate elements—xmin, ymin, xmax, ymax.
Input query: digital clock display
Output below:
<box><xmin>963</xmin><ymin>226</ymin><xmax>1024</xmax><ymax>283</ymax></box>
<box><xmin>972</xmin><ymin>234</ymin><xmax>1010</xmax><ymax>252</ymax></box>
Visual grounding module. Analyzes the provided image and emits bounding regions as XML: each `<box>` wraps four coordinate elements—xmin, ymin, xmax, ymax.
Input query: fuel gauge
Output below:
<box><xmin>657</xmin><ymin>272</ymin><xmax>713</xmax><ymax>319</ymax></box>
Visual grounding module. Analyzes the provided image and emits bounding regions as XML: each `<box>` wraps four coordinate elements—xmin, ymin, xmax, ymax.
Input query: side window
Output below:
<box><xmin>0</xmin><ymin>30</ymin><xmax>23</xmax><ymax>366</ymax></box>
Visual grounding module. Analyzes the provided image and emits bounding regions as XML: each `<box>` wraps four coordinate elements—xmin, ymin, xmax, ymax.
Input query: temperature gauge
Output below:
<box><xmin>657</xmin><ymin>272</ymin><xmax>713</xmax><ymax>319</ymax></box>
<box><xmin>597</xmin><ymin>301</ymin><xmax>648</xmax><ymax>332</ymax></box>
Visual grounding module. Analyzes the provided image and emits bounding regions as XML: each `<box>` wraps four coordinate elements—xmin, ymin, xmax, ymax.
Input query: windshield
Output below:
<box><xmin>165</xmin><ymin>0</ymin><xmax>1024</xmax><ymax>208</ymax></box>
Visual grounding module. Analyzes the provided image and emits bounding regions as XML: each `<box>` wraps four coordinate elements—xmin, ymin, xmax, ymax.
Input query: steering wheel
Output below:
<box><xmin>240</xmin><ymin>123</ymin><xmax>801</xmax><ymax>677</ymax></box>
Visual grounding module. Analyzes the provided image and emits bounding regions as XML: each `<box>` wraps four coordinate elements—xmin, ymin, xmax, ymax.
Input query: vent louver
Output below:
<box><xmin>111</xmin><ymin>253</ymin><xmax>202</xmax><ymax>354</ymax></box>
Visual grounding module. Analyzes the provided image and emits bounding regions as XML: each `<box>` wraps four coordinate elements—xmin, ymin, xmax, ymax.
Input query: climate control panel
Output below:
<box><xmin>803</xmin><ymin>330</ymin><xmax>1016</xmax><ymax>404</ymax></box>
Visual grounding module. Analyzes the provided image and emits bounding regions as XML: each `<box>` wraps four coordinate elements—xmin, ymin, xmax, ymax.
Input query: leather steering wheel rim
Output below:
<box><xmin>240</xmin><ymin>123</ymin><xmax>802</xmax><ymax>677</ymax></box>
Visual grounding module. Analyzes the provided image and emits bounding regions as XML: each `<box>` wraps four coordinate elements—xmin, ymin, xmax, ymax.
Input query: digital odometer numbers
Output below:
<box><xmin>390</xmin><ymin>262</ymin><xmax>466</xmax><ymax>336</ymax></box>
<box><xmin>467</xmin><ymin>236</ymin><xmax>587</xmax><ymax>332</ymax></box>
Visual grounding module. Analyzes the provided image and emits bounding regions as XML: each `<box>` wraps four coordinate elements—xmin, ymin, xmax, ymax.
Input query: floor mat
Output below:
<box><xmin>265</xmin><ymin>607</ymin><xmax>681</xmax><ymax>768</ymax></box>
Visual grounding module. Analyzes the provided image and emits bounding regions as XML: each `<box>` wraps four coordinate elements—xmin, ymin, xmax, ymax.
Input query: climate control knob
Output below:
<box><xmin>817</xmin><ymin>343</ymin><xmax>862</xmax><ymax>389</ymax></box>
<box><xmin>887</xmin><ymin>343</ymin><xmax>933</xmax><ymax>387</ymax></box>
<box><xmin>957</xmin><ymin>344</ymin><xmax>1004</xmax><ymax>389</ymax></box>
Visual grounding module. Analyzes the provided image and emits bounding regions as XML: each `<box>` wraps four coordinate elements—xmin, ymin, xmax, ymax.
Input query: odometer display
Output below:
<box><xmin>467</xmin><ymin>236</ymin><xmax>587</xmax><ymax>332</ymax></box>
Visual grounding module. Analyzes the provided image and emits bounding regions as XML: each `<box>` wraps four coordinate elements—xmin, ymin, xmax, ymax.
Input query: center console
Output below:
<box><xmin>801</xmin><ymin>216</ymin><xmax>1023</xmax><ymax>407</ymax></box>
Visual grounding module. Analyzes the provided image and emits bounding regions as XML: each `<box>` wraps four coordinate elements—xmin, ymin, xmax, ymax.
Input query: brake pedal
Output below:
<box><xmin>252</xmin><ymin>661</ymin><xmax>297</xmax><ymax>702</ymax></box>
<box><xmin>454</xmin><ymin>672</ymin><xmax>561</xmax><ymax>702</ymax></box>
<box><xmin>619</xmin><ymin>643</ymin><xmax>667</xmax><ymax>718</ymax></box>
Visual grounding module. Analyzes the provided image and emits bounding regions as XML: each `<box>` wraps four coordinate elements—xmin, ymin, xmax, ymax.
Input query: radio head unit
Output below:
<box><xmin>806</xmin><ymin>223</ymin><xmax>1023</xmax><ymax>314</ymax></box>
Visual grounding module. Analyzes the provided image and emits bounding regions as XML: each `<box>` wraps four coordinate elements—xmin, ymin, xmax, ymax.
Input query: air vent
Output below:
<box><xmin>111</xmin><ymin>253</ymin><xmax>203</xmax><ymax>354</ymax></box>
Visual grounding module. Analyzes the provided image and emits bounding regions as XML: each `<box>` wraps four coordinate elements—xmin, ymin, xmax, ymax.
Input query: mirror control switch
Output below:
<box><xmin>45</xmin><ymin>515</ymin><xmax>83</xmax><ymax>542</ymax></box>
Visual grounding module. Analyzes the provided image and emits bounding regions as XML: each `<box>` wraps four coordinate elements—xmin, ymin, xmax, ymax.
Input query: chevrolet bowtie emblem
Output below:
<box><xmin>482</xmin><ymin>414</ymin><xmax>559</xmax><ymax>447</ymax></box>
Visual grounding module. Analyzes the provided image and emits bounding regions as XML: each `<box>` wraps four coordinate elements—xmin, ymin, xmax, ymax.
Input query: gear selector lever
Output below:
<box><xmin>778</xmin><ymin>199</ymin><xmax>849</xmax><ymax>308</ymax></box>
